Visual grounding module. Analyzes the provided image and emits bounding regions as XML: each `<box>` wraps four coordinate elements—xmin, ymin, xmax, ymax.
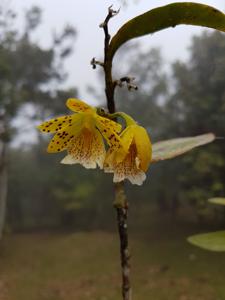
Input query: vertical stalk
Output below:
<box><xmin>102</xmin><ymin>9</ymin><xmax>115</xmax><ymax>114</ymax></box>
<box><xmin>101</xmin><ymin>7</ymin><xmax>132</xmax><ymax>300</ymax></box>
<box><xmin>114</xmin><ymin>182</ymin><xmax>132</xmax><ymax>300</ymax></box>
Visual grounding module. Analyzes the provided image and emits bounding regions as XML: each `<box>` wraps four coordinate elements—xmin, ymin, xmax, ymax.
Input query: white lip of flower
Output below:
<box><xmin>104</xmin><ymin>143</ymin><xmax>147</xmax><ymax>185</ymax></box>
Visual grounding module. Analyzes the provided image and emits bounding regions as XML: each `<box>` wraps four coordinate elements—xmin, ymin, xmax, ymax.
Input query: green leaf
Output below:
<box><xmin>152</xmin><ymin>133</ymin><xmax>215</xmax><ymax>163</ymax></box>
<box><xmin>208</xmin><ymin>198</ymin><xmax>225</xmax><ymax>206</ymax></box>
<box><xmin>188</xmin><ymin>231</ymin><xmax>225</xmax><ymax>251</ymax></box>
<box><xmin>109</xmin><ymin>3</ymin><xmax>225</xmax><ymax>59</ymax></box>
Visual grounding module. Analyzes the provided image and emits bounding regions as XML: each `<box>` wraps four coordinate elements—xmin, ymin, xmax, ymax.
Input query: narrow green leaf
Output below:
<box><xmin>208</xmin><ymin>198</ymin><xmax>225</xmax><ymax>206</ymax></box>
<box><xmin>109</xmin><ymin>3</ymin><xmax>225</xmax><ymax>59</ymax></box>
<box><xmin>151</xmin><ymin>133</ymin><xmax>215</xmax><ymax>163</ymax></box>
<box><xmin>188</xmin><ymin>231</ymin><xmax>225</xmax><ymax>251</ymax></box>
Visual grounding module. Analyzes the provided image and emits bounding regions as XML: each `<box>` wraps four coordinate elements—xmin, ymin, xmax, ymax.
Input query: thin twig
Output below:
<box><xmin>115</xmin><ymin>76</ymin><xmax>138</xmax><ymax>91</ymax></box>
<box><xmin>90</xmin><ymin>57</ymin><xmax>104</xmax><ymax>69</ymax></box>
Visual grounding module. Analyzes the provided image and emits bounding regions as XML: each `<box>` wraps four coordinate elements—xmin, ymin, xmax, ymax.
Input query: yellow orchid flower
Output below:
<box><xmin>37</xmin><ymin>98</ymin><xmax>123</xmax><ymax>169</ymax></box>
<box><xmin>104</xmin><ymin>113</ymin><xmax>152</xmax><ymax>185</ymax></box>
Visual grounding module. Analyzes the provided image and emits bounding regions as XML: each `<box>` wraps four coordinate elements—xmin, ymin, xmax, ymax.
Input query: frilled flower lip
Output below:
<box><xmin>104</xmin><ymin>124</ymin><xmax>152</xmax><ymax>185</ymax></box>
<box><xmin>37</xmin><ymin>98</ymin><xmax>124</xmax><ymax>169</ymax></box>
<box><xmin>61</xmin><ymin>127</ymin><xmax>106</xmax><ymax>169</ymax></box>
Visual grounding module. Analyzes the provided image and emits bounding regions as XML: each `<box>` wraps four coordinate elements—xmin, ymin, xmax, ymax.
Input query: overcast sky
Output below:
<box><xmin>12</xmin><ymin>0</ymin><xmax>225</xmax><ymax>104</ymax></box>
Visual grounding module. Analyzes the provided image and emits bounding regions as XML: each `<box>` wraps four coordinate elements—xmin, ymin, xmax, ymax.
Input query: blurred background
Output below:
<box><xmin>0</xmin><ymin>1</ymin><xmax>225</xmax><ymax>299</ymax></box>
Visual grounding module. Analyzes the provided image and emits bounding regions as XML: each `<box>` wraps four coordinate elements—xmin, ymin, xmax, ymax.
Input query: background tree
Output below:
<box><xmin>162</xmin><ymin>31</ymin><xmax>225</xmax><ymax>220</ymax></box>
<box><xmin>0</xmin><ymin>4</ymin><xmax>76</xmax><ymax>238</ymax></box>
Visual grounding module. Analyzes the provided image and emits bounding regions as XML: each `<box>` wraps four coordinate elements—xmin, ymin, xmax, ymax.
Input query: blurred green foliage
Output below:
<box><xmin>0</xmin><ymin>3</ymin><xmax>77</xmax><ymax>234</ymax></box>
<box><xmin>165</xmin><ymin>31</ymin><xmax>225</xmax><ymax>220</ymax></box>
<box><xmin>8</xmin><ymin>141</ymin><xmax>115</xmax><ymax>231</ymax></box>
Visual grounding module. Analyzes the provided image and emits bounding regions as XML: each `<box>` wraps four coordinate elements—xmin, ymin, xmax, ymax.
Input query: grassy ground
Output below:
<box><xmin>0</xmin><ymin>222</ymin><xmax>225</xmax><ymax>300</ymax></box>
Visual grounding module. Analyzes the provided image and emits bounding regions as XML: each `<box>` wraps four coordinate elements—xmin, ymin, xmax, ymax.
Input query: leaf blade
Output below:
<box><xmin>151</xmin><ymin>133</ymin><xmax>215</xmax><ymax>163</ymax></box>
<box><xmin>109</xmin><ymin>3</ymin><xmax>225</xmax><ymax>59</ymax></box>
<box><xmin>188</xmin><ymin>231</ymin><xmax>225</xmax><ymax>252</ymax></box>
<box><xmin>208</xmin><ymin>198</ymin><xmax>225</xmax><ymax>206</ymax></box>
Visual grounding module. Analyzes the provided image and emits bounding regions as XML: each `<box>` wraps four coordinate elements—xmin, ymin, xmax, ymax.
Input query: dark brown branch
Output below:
<box><xmin>100</xmin><ymin>5</ymin><xmax>119</xmax><ymax>114</ymax></box>
<box><xmin>100</xmin><ymin>7</ymin><xmax>132</xmax><ymax>300</ymax></box>
<box><xmin>114</xmin><ymin>182</ymin><xmax>132</xmax><ymax>300</ymax></box>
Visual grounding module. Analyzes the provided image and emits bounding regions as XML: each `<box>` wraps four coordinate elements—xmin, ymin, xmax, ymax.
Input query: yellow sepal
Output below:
<box><xmin>66</xmin><ymin>98</ymin><xmax>94</xmax><ymax>113</ymax></box>
<box><xmin>133</xmin><ymin>126</ymin><xmax>152</xmax><ymax>172</ymax></box>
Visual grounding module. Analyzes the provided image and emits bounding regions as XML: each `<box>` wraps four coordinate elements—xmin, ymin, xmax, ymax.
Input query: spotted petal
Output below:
<box><xmin>61</xmin><ymin>128</ymin><xmax>106</xmax><ymax>169</ymax></box>
<box><xmin>47</xmin><ymin>115</ymin><xmax>83</xmax><ymax>153</ymax></box>
<box><xmin>95</xmin><ymin>115</ymin><xmax>123</xmax><ymax>150</ymax></box>
<box><xmin>104</xmin><ymin>126</ymin><xmax>133</xmax><ymax>168</ymax></box>
<box><xmin>66</xmin><ymin>98</ymin><xmax>94</xmax><ymax>113</ymax></box>
<box><xmin>37</xmin><ymin>115</ymin><xmax>73</xmax><ymax>133</ymax></box>
<box><xmin>96</xmin><ymin>115</ymin><xmax>122</xmax><ymax>133</ymax></box>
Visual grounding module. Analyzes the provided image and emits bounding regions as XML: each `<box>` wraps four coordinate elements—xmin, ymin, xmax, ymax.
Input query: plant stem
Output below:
<box><xmin>114</xmin><ymin>182</ymin><xmax>132</xmax><ymax>300</ymax></box>
<box><xmin>101</xmin><ymin>7</ymin><xmax>132</xmax><ymax>300</ymax></box>
<box><xmin>102</xmin><ymin>13</ymin><xmax>115</xmax><ymax>114</ymax></box>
